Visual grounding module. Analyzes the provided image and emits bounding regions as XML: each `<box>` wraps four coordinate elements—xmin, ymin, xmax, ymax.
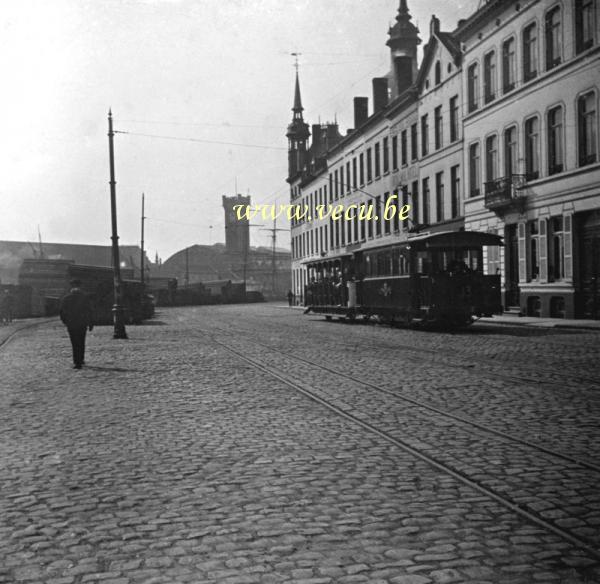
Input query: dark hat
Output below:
<box><xmin>70</xmin><ymin>279</ymin><xmax>82</xmax><ymax>288</ymax></box>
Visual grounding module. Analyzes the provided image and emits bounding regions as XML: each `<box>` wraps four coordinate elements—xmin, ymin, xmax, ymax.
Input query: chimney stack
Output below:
<box><xmin>430</xmin><ymin>15</ymin><xmax>440</xmax><ymax>37</ymax></box>
<box><xmin>372</xmin><ymin>78</ymin><xmax>389</xmax><ymax>113</ymax></box>
<box><xmin>353</xmin><ymin>97</ymin><xmax>369</xmax><ymax>129</ymax></box>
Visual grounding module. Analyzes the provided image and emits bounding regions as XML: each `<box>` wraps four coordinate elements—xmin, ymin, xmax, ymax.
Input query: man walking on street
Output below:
<box><xmin>60</xmin><ymin>279</ymin><xmax>94</xmax><ymax>369</ymax></box>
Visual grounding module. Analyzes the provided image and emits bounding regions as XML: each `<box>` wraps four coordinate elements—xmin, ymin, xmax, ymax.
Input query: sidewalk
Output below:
<box><xmin>275</xmin><ymin>305</ymin><xmax>600</xmax><ymax>330</ymax></box>
<box><xmin>477</xmin><ymin>314</ymin><xmax>600</xmax><ymax>330</ymax></box>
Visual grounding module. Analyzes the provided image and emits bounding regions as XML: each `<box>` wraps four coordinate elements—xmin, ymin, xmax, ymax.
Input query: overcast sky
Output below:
<box><xmin>1</xmin><ymin>0</ymin><xmax>480</xmax><ymax>261</ymax></box>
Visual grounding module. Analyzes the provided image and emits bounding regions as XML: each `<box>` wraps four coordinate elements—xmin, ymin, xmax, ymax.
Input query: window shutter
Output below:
<box><xmin>524</xmin><ymin>32</ymin><xmax>531</xmax><ymax>76</ymax></box>
<box><xmin>539</xmin><ymin>218</ymin><xmax>548</xmax><ymax>282</ymax></box>
<box><xmin>564</xmin><ymin>214</ymin><xmax>573</xmax><ymax>280</ymax></box>
<box><xmin>518</xmin><ymin>222</ymin><xmax>527</xmax><ymax>282</ymax></box>
<box><xmin>545</xmin><ymin>12</ymin><xmax>552</xmax><ymax>69</ymax></box>
<box><xmin>575</xmin><ymin>0</ymin><xmax>583</xmax><ymax>53</ymax></box>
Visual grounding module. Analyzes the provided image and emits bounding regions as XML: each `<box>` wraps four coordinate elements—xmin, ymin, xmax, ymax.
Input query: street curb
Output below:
<box><xmin>477</xmin><ymin>318</ymin><xmax>600</xmax><ymax>331</ymax></box>
<box><xmin>271</xmin><ymin>305</ymin><xmax>600</xmax><ymax>330</ymax></box>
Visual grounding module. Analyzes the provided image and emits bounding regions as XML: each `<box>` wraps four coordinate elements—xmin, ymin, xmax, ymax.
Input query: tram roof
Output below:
<box><xmin>302</xmin><ymin>252</ymin><xmax>352</xmax><ymax>266</ymax></box>
<box><xmin>406</xmin><ymin>230</ymin><xmax>504</xmax><ymax>249</ymax></box>
<box><xmin>302</xmin><ymin>231</ymin><xmax>503</xmax><ymax>267</ymax></box>
<box><xmin>348</xmin><ymin>231</ymin><xmax>503</xmax><ymax>254</ymax></box>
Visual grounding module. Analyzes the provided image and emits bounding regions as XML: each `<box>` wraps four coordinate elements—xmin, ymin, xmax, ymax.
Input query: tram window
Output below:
<box><xmin>364</xmin><ymin>254</ymin><xmax>372</xmax><ymax>277</ymax></box>
<box><xmin>399</xmin><ymin>253</ymin><xmax>409</xmax><ymax>275</ymax></box>
<box><xmin>377</xmin><ymin>252</ymin><xmax>387</xmax><ymax>275</ymax></box>
<box><xmin>416</xmin><ymin>251</ymin><xmax>431</xmax><ymax>275</ymax></box>
<box><xmin>391</xmin><ymin>248</ymin><xmax>400</xmax><ymax>275</ymax></box>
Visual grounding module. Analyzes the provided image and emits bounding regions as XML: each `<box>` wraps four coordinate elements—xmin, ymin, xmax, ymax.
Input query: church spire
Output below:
<box><xmin>293</xmin><ymin>71</ymin><xmax>303</xmax><ymax>114</ymax></box>
<box><xmin>286</xmin><ymin>67</ymin><xmax>310</xmax><ymax>181</ymax></box>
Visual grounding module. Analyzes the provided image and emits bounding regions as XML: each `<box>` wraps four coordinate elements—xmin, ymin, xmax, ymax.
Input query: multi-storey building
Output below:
<box><xmin>287</xmin><ymin>0</ymin><xmax>600</xmax><ymax>318</ymax></box>
<box><xmin>460</xmin><ymin>0</ymin><xmax>600</xmax><ymax>318</ymax></box>
<box><xmin>416</xmin><ymin>16</ymin><xmax>464</xmax><ymax>232</ymax></box>
<box><xmin>287</xmin><ymin>0</ymin><xmax>421</xmax><ymax>303</ymax></box>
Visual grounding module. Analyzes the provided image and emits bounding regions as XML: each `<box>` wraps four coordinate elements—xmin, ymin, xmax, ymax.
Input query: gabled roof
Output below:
<box><xmin>438</xmin><ymin>32</ymin><xmax>461</xmax><ymax>60</ymax></box>
<box><xmin>416</xmin><ymin>29</ymin><xmax>462</xmax><ymax>92</ymax></box>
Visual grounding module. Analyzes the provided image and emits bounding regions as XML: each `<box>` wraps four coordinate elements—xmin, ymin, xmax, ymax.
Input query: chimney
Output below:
<box><xmin>430</xmin><ymin>15</ymin><xmax>440</xmax><ymax>37</ymax></box>
<box><xmin>394</xmin><ymin>57</ymin><xmax>413</xmax><ymax>95</ymax></box>
<box><xmin>372</xmin><ymin>78</ymin><xmax>389</xmax><ymax>113</ymax></box>
<box><xmin>311</xmin><ymin>124</ymin><xmax>323</xmax><ymax>157</ymax></box>
<box><xmin>353</xmin><ymin>97</ymin><xmax>369</xmax><ymax>129</ymax></box>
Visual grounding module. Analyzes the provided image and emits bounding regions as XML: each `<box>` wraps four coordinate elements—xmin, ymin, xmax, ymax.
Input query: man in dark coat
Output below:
<box><xmin>60</xmin><ymin>279</ymin><xmax>93</xmax><ymax>369</ymax></box>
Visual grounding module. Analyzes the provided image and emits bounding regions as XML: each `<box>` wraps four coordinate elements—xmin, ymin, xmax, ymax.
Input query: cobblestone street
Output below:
<box><xmin>1</xmin><ymin>304</ymin><xmax>600</xmax><ymax>584</ymax></box>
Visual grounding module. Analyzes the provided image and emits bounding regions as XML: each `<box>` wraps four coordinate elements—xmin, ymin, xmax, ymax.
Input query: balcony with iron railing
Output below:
<box><xmin>484</xmin><ymin>174</ymin><xmax>526</xmax><ymax>213</ymax></box>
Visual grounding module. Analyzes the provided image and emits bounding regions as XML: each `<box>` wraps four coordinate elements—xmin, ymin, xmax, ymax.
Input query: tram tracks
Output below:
<box><xmin>323</xmin><ymin>319</ymin><xmax>600</xmax><ymax>388</ymax></box>
<box><xmin>226</xmin><ymin>319</ymin><xmax>600</xmax><ymax>389</ymax></box>
<box><xmin>0</xmin><ymin>318</ymin><xmax>56</xmax><ymax>351</ymax></box>
<box><xmin>215</xmin><ymin>326</ymin><xmax>600</xmax><ymax>473</ymax></box>
<box><xmin>204</xmin><ymin>326</ymin><xmax>600</xmax><ymax>563</ymax></box>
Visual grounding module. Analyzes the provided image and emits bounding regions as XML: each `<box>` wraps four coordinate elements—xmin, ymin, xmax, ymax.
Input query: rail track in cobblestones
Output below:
<box><xmin>219</xmin><ymin>320</ymin><xmax>600</xmax><ymax>389</ymax></box>
<box><xmin>208</xmin><ymin>326</ymin><xmax>600</xmax><ymax>473</ymax></box>
<box><xmin>328</xmin><ymin>334</ymin><xmax>600</xmax><ymax>389</ymax></box>
<box><xmin>0</xmin><ymin>318</ymin><xmax>55</xmax><ymax>351</ymax></box>
<box><xmin>208</xmin><ymin>331</ymin><xmax>600</xmax><ymax>564</ymax></box>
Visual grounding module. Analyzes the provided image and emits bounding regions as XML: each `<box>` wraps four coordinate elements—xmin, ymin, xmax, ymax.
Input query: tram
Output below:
<box><xmin>304</xmin><ymin>231</ymin><xmax>503</xmax><ymax>328</ymax></box>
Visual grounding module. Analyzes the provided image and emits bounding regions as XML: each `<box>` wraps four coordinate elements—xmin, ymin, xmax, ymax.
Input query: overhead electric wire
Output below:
<box><xmin>114</xmin><ymin>130</ymin><xmax>287</xmax><ymax>151</ymax></box>
<box><xmin>118</xmin><ymin>119</ymin><xmax>282</xmax><ymax>130</ymax></box>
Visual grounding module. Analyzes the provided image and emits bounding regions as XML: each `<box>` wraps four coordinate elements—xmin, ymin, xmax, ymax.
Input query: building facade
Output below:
<box><xmin>460</xmin><ymin>0</ymin><xmax>600</xmax><ymax>318</ymax></box>
<box><xmin>287</xmin><ymin>0</ymin><xmax>600</xmax><ymax>318</ymax></box>
<box><xmin>287</xmin><ymin>1</ymin><xmax>421</xmax><ymax>303</ymax></box>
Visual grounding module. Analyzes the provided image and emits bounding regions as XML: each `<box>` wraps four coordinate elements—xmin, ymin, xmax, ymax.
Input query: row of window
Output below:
<box><xmin>291</xmin><ymin>190</ymin><xmax>412</xmax><ymax>259</ymax></box>
<box><xmin>468</xmin><ymin>90</ymin><xmax>597</xmax><ymax>196</ymax></box>
<box><xmin>420</xmin><ymin>97</ymin><xmax>460</xmax><ymax>157</ymax></box>
<box><xmin>292</xmin><ymin>97</ymin><xmax>462</xmax><ymax>215</ymax></box>
<box><xmin>292</xmin><ymin>166</ymin><xmax>463</xmax><ymax>259</ymax></box>
<box><xmin>467</xmin><ymin>1</ymin><xmax>595</xmax><ymax>113</ymax></box>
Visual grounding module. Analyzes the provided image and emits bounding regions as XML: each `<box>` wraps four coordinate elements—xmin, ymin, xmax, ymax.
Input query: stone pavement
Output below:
<box><xmin>1</xmin><ymin>306</ymin><xmax>599</xmax><ymax>584</ymax></box>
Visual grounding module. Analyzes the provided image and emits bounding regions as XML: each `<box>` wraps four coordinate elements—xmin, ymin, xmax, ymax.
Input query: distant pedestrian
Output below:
<box><xmin>287</xmin><ymin>289</ymin><xmax>294</xmax><ymax>307</ymax></box>
<box><xmin>1</xmin><ymin>289</ymin><xmax>15</xmax><ymax>324</ymax></box>
<box><xmin>59</xmin><ymin>279</ymin><xmax>94</xmax><ymax>369</ymax></box>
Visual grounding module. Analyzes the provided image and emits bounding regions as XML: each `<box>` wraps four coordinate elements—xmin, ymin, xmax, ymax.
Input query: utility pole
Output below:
<box><xmin>261</xmin><ymin>216</ymin><xmax>289</xmax><ymax>297</ymax></box>
<box><xmin>107</xmin><ymin>109</ymin><xmax>127</xmax><ymax>339</ymax></box>
<box><xmin>37</xmin><ymin>225</ymin><xmax>44</xmax><ymax>259</ymax></box>
<box><xmin>140</xmin><ymin>193</ymin><xmax>146</xmax><ymax>285</ymax></box>
<box><xmin>239</xmin><ymin>222</ymin><xmax>264</xmax><ymax>295</ymax></box>
<box><xmin>185</xmin><ymin>247</ymin><xmax>190</xmax><ymax>286</ymax></box>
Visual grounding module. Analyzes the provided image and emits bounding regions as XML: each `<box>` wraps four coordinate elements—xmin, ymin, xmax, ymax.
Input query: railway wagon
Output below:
<box><xmin>17</xmin><ymin>259</ymin><xmax>152</xmax><ymax>324</ymax></box>
<box><xmin>304</xmin><ymin>231</ymin><xmax>503</xmax><ymax>328</ymax></box>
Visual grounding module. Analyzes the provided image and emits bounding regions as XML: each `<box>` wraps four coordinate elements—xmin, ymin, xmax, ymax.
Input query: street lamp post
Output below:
<box><xmin>108</xmin><ymin>109</ymin><xmax>128</xmax><ymax>339</ymax></box>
